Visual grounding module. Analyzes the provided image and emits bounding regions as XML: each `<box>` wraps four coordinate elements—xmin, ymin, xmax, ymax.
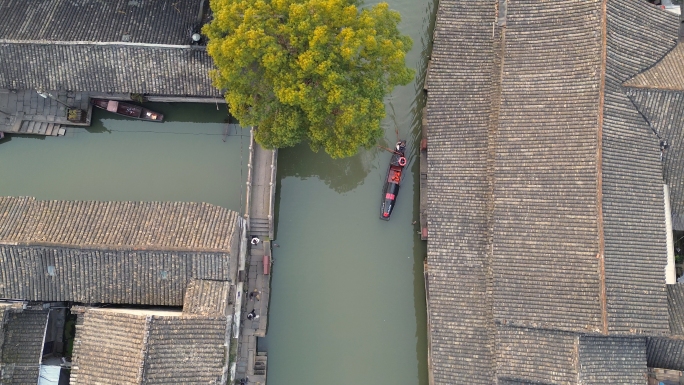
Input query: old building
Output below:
<box><xmin>0</xmin><ymin>197</ymin><xmax>239</xmax><ymax>305</ymax></box>
<box><xmin>0</xmin><ymin>302</ymin><xmax>50</xmax><ymax>384</ymax></box>
<box><xmin>0</xmin><ymin>197</ymin><xmax>242</xmax><ymax>384</ymax></box>
<box><xmin>425</xmin><ymin>0</ymin><xmax>684</xmax><ymax>383</ymax></box>
<box><xmin>0</xmin><ymin>0</ymin><xmax>219</xmax><ymax>101</ymax></box>
<box><xmin>70</xmin><ymin>279</ymin><xmax>232</xmax><ymax>385</ymax></box>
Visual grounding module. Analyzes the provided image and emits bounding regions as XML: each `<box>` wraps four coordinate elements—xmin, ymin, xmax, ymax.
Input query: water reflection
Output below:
<box><xmin>277</xmin><ymin>143</ymin><xmax>377</xmax><ymax>194</ymax></box>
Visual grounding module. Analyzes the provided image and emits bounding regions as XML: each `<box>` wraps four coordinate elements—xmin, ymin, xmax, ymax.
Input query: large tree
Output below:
<box><xmin>204</xmin><ymin>0</ymin><xmax>414</xmax><ymax>158</ymax></box>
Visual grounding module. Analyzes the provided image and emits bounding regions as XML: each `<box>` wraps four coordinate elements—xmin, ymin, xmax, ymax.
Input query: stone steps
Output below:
<box><xmin>249</xmin><ymin>217</ymin><xmax>270</xmax><ymax>237</ymax></box>
<box><xmin>15</xmin><ymin>120</ymin><xmax>64</xmax><ymax>136</ymax></box>
<box><xmin>254</xmin><ymin>355</ymin><xmax>267</xmax><ymax>376</ymax></box>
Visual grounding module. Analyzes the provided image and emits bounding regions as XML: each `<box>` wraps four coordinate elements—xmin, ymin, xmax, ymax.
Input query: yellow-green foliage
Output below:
<box><xmin>204</xmin><ymin>0</ymin><xmax>414</xmax><ymax>158</ymax></box>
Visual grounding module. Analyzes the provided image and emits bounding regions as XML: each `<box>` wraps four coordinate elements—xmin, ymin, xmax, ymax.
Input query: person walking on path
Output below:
<box><xmin>247</xmin><ymin>309</ymin><xmax>257</xmax><ymax>320</ymax></box>
<box><xmin>250</xmin><ymin>237</ymin><xmax>260</xmax><ymax>245</ymax></box>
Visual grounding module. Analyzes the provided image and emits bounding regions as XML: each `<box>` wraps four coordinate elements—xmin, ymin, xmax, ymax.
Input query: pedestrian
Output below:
<box><xmin>250</xmin><ymin>237</ymin><xmax>260</xmax><ymax>245</ymax></box>
<box><xmin>247</xmin><ymin>309</ymin><xmax>256</xmax><ymax>320</ymax></box>
<box><xmin>248</xmin><ymin>291</ymin><xmax>255</xmax><ymax>300</ymax></box>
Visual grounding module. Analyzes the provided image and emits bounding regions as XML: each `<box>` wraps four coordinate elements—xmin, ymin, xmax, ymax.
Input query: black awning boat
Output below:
<box><xmin>92</xmin><ymin>99</ymin><xmax>164</xmax><ymax>122</ymax></box>
<box><xmin>380</xmin><ymin>140</ymin><xmax>407</xmax><ymax>221</ymax></box>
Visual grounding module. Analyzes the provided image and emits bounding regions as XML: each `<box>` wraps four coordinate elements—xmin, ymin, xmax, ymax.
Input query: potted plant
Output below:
<box><xmin>67</xmin><ymin>108</ymin><xmax>85</xmax><ymax>123</ymax></box>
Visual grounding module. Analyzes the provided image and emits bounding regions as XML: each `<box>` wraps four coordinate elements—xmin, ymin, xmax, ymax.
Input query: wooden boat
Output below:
<box><xmin>92</xmin><ymin>99</ymin><xmax>164</xmax><ymax>122</ymax></box>
<box><xmin>380</xmin><ymin>140</ymin><xmax>407</xmax><ymax>220</ymax></box>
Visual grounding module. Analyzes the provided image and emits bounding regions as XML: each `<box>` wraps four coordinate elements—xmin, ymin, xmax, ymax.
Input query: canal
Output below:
<box><xmin>0</xmin><ymin>103</ymin><xmax>249</xmax><ymax>210</ymax></box>
<box><xmin>262</xmin><ymin>0</ymin><xmax>435</xmax><ymax>384</ymax></box>
<box><xmin>0</xmin><ymin>0</ymin><xmax>435</xmax><ymax>383</ymax></box>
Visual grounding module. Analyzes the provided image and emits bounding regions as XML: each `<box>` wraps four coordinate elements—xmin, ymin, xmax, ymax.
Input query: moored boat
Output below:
<box><xmin>92</xmin><ymin>99</ymin><xmax>164</xmax><ymax>122</ymax></box>
<box><xmin>380</xmin><ymin>140</ymin><xmax>407</xmax><ymax>220</ymax></box>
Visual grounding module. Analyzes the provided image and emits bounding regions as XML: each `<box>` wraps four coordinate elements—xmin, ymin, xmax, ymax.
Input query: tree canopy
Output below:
<box><xmin>204</xmin><ymin>0</ymin><xmax>414</xmax><ymax>158</ymax></box>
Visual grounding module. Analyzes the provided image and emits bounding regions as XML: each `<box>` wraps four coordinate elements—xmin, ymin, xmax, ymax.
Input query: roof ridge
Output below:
<box><xmin>137</xmin><ymin>315</ymin><xmax>153</xmax><ymax>385</ymax></box>
<box><xmin>597</xmin><ymin>0</ymin><xmax>609</xmax><ymax>336</ymax></box>
<box><xmin>0</xmin><ymin>38</ymin><xmax>203</xmax><ymax>50</ymax></box>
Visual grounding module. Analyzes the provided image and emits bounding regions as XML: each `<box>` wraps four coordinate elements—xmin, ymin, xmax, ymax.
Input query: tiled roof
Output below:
<box><xmin>182</xmin><ymin>279</ymin><xmax>231</xmax><ymax>316</ymax></box>
<box><xmin>625</xmin><ymin>43</ymin><xmax>684</xmax><ymax>91</ymax></box>
<box><xmin>425</xmin><ymin>0</ymin><xmax>496</xmax><ymax>383</ymax></box>
<box><xmin>667</xmin><ymin>284</ymin><xmax>684</xmax><ymax>335</ymax></box>
<box><xmin>0</xmin><ymin>197</ymin><xmax>238</xmax><ymax>252</ymax></box>
<box><xmin>601</xmin><ymin>0</ymin><xmax>677</xmax><ymax>334</ymax></box>
<box><xmin>141</xmin><ymin>316</ymin><xmax>227</xmax><ymax>384</ymax></box>
<box><xmin>578</xmin><ymin>336</ymin><xmax>647</xmax><ymax>384</ymax></box>
<box><xmin>72</xmin><ymin>309</ymin><xmax>227</xmax><ymax>384</ymax></box>
<box><xmin>496</xmin><ymin>326</ymin><xmax>647</xmax><ymax>385</ymax></box>
<box><xmin>496</xmin><ymin>327</ymin><xmax>579</xmax><ymax>384</ymax></box>
<box><xmin>0</xmin><ymin>0</ymin><xmax>202</xmax><ymax>45</ymax></box>
<box><xmin>71</xmin><ymin>310</ymin><xmax>149</xmax><ymax>384</ymax></box>
<box><xmin>0</xmin><ymin>308</ymin><xmax>48</xmax><ymax>385</ymax></box>
<box><xmin>426</xmin><ymin>0</ymin><xmax>680</xmax><ymax>381</ymax></box>
<box><xmin>491</xmin><ymin>0</ymin><xmax>603</xmax><ymax>333</ymax></box>
<box><xmin>625</xmin><ymin>88</ymin><xmax>684</xmax><ymax>230</ymax></box>
<box><xmin>647</xmin><ymin>337</ymin><xmax>684</xmax><ymax>370</ymax></box>
<box><xmin>0</xmin><ymin>43</ymin><xmax>219</xmax><ymax>96</ymax></box>
<box><xmin>0</xmin><ymin>197</ymin><xmax>239</xmax><ymax>305</ymax></box>
<box><xmin>0</xmin><ymin>245</ymin><xmax>232</xmax><ymax>305</ymax></box>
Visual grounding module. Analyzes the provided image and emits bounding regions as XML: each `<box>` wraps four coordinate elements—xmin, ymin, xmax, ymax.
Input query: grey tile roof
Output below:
<box><xmin>491</xmin><ymin>0</ymin><xmax>604</xmax><ymax>333</ymax></box>
<box><xmin>0</xmin><ymin>245</ymin><xmax>232</xmax><ymax>305</ymax></box>
<box><xmin>0</xmin><ymin>43</ymin><xmax>219</xmax><ymax>96</ymax></box>
<box><xmin>496</xmin><ymin>326</ymin><xmax>648</xmax><ymax>385</ymax></box>
<box><xmin>667</xmin><ymin>284</ymin><xmax>684</xmax><ymax>335</ymax></box>
<box><xmin>625</xmin><ymin>88</ymin><xmax>684</xmax><ymax>230</ymax></box>
<box><xmin>72</xmin><ymin>309</ymin><xmax>227</xmax><ymax>385</ymax></box>
<box><xmin>647</xmin><ymin>337</ymin><xmax>684</xmax><ymax>370</ymax></box>
<box><xmin>182</xmin><ymin>279</ymin><xmax>231</xmax><ymax>316</ymax></box>
<box><xmin>0</xmin><ymin>197</ymin><xmax>239</xmax><ymax>305</ymax></box>
<box><xmin>141</xmin><ymin>316</ymin><xmax>227</xmax><ymax>384</ymax></box>
<box><xmin>71</xmin><ymin>310</ymin><xmax>149</xmax><ymax>384</ymax></box>
<box><xmin>0</xmin><ymin>308</ymin><xmax>49</xmax><ymax>385</ymax></box>
<box><xmin>496</xmin><ymin>326</ymin><xmax>579</xmax><ymax>384</ymax></box>
<box><xmin>425</xmin><ymin>0</ymin><xmax>496</xmax><ymax>383</ymax></box>
<box><xmin>0</xmin><ymin>197</ymin><xmax>238</xmax><ymax>252</ymax></box>
<box><xmin>601</xmin><ymin>0</ymin><xmax>677</xmax><ymax>335</ymax></box>
<box><xmin>625</xmin><ymin>43</ymin><xmax>684</xmax><ymax>91</ymax></box>
<box><xmin>578</xmin><ymin>336</ymin><xmax>647</xmax><ymax>384</ymax></box>
<box><xmin>498</xmin><ymin>380</ymin><xmax>556</xmax><ymax>385</ymax></box>
<box><xmin>0</xmin><ymin>0</ymin><xmax>202</xmax><ymax>45</ymax></box>
<box><xmin>426</xmin><ymin>0</ymin><xmax>680</xmax><ymax>381</ymax></box>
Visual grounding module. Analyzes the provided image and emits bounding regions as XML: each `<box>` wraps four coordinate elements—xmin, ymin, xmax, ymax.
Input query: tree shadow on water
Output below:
<box><xmin>277</xmin><ymin>142</ymin><xmax>376</xmax><ymax>194</ymax></box>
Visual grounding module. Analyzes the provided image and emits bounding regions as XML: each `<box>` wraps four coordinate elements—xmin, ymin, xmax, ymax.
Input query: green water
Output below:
<box><xmin>0</xmin><ymin>103</ymin><xmax>250</xmax><ymax>211</ymax></box>
<box><xmin>0</xmin><ymin>0</ymin><xmax>436</xmax><ymax>383</ymax></box>
<box><xmin>262</xmin><ymin>1</ymin><xmax>435</xmax><ymax>384</ymax></box>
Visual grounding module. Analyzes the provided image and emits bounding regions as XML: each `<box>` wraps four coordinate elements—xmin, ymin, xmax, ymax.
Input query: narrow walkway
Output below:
<box><xmin>235</xmin><ymin>135</ymin><xmax>276</xmax><ymax>384</ymax></box>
